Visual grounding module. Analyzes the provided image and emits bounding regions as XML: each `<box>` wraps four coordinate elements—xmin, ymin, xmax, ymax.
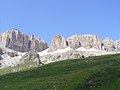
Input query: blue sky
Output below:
<box><xmin>0</xmin><ymin>0</ymin><xmax>120</xmax><ymax>45</ymax></box>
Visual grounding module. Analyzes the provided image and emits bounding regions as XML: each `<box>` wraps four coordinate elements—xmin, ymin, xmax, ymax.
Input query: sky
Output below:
<box><xmin>0</xmin><ymin>0</ymin><xmax>120</xmax><ymax>45</ymax></box>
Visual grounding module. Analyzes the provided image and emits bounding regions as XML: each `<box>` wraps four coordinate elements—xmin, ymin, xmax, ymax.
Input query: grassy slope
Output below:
<box><xmin>0</xmin><ymin>60</ymin><xmax>38</xmax><ymax>75</ymax></box>
<box><xmin>0</xmin><ymin>54</ymin><xmax>120</xmax><ymax>90</ymax></box>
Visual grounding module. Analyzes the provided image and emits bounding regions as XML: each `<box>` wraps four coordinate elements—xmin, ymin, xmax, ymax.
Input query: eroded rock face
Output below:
<box><xmin>48</xmin><ymin>34</ymin><xmax>68</xmax><ymax>52</ymax></box>
<box><xmin>67</xmin><ymin>35</ymin><xmax>81</xmax><ymax>49</ymax></box>
<box><xmin>48</xmin><ymin>34</ymin><xmax>120</xmax><ymax>52</ymax></box>
<box><xmin>102</xmin><ymin>37</ymin><xmax>116</xmax><ymax>52</ymax></box>
<box><xmin>40</xmin><ymin>50</ymin><xmax>84</xmax><ymax>63</ymax></box>
<box><xmin>67</xmin><ymin>34</ymin><xmax>102</xmax><ymax>50</ymax></box>
<box><xmin>0</xmin><ymin>30</ymin><xmax>48</xmax><ymax>52</ymax></box>
<box><xmin>20</xmin><ymin>51</ymin><xmax>42</xmax><ymax>65</ymax></box>
<box><xmin>115</xmin><ymin>40</ymin><xmax>120</xmax><ymax>52</ymax></box>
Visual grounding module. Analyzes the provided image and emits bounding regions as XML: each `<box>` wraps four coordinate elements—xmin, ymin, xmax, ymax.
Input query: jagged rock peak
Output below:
<box><xmin>48</xmin><ymin>34</ymin><xmax>68</xmax><ymax>52</ymax></box>
<box><xmin>0</xmin><ymin>29</ymin><xmax>48</xmax><ymax>52</ymax></box>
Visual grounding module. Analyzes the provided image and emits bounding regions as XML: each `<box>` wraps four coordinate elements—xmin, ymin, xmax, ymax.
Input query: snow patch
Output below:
<box><xmin>38</xmin><ymin>46</ymin><xmax>73</xmax><ymax>56</ymax></box>
<box><xmin>53</xmin><ymin>46</ymin><xmax>73</xmax><ymax>53</ymax></box>
<box><xmin>88</xmin><ymin>48</ymin><xmax>101</xmax><ymax>51</ymax></box>
<box><xmin>38</xmin><ymin>48</ymin><xmax>49</xmax><ymax>56</ymax></box>
<box><xmin>76</xmin><ymin>47</ymin><xmax>102</xmax><ymax>52</ymax></box>
<box><xmin>76</xmin><ymin>47</ymin><xmax>88</xmax><ymax>51</ymax></box>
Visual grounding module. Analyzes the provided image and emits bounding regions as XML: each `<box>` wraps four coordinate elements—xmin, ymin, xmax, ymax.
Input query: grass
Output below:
<box><xmin>0</xmin><ymin>54</ymin><xmax>120</xmax><ymax>90</ymax></box>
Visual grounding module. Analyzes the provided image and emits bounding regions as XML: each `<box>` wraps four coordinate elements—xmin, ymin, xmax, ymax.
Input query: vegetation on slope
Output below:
<box><xmin>0</xmin><ymin>54</ymin><xmax>120</xmax><ymax>90</ymax></box>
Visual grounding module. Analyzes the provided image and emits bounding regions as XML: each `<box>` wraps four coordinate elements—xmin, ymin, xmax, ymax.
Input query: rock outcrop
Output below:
<box><xmin>0</xmin><ymin>29</ymin><xmax>48</xmax><ymax>52</ymax></box>
<box><xmin>115</xmin><ymin>40</ymin><xmax>120</xmax><ymax>51</ymax></box>
<box><xmin>67</xmin><ymin>34</ymin><xmax>102</xmax><ymax>50</ymax></box>
<box><xmin>40</xmin><ymin>50</ymin><xmax>108</xmax><ymax>64</ymax></box>
<box><xmin>48</xmin><ymin>34</ymin><xmax>120</xmax><ymax>52</ymax></box>
<box><xmin>102</xmin><ymin>37</ymin><xmax>116</xmax><ymax>52</ymax></box>
<box><xmin>49</xmin><ymin>34</ymin><xmax>103</xmax><ymax>51</ymax></box>
<box><xmin>40</xmin><ymin>50</ymin><xmax>85</xmax><ymax>63</ymax></box>
<box><xmin>67</xmin><ymin>35</ymin><xmax>81</xmax><ymax>49</ymax></box>
<box><xmin>48</xmin><ymin>34</ymin><xmax>68</xmax><ymax>52</ymax></box>
<box><xmin>20</xmin><ymin>51</ymin><xmax>42</xmax><ymax>65</ymax></box>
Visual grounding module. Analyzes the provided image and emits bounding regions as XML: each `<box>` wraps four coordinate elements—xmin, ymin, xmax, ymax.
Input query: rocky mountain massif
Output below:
<box><xmin>49</xmin><ymin>34</ymin><xmax>120</xmax><ymax>52</ymax></box>
<box><xmin>0</xmin><ymin>29</ymin><xmax>119</xmax><ymax>69</ymax></box>
<box><xmin>0</xmin><ymin>30</ymin><xmax>48</xmax><ymax>52</ymax></box>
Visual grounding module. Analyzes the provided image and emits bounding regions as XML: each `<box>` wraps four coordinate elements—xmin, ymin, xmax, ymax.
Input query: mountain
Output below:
<box><xmin>39</xmin><ymin>34</ymin><xmax>119</xmax><ymax>64</ymax></box>
<box><xmin>0</xmin><ymin>29</ymin><xmax>120</xmax><ymax>70</ymax></box>
<box><xmin>0</xmin><ymin>29</ymin><xmax>48</xmax><ymax>68</ymax></box>
<box><xmin>0</xmin><ymin>29</ymin><xmax>48</xmax><ymax>52</ymax></box>
<box><xmin>49</xmin><ymin>34</ymin><xmax>120</xmax><ymax>52</ymax></box>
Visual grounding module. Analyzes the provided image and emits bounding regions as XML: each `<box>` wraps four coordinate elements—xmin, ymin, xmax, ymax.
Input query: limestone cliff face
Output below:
<box><xmin>79</xmin><ymin>34</ymin><xmax>102</xmax><ymax>50</ymax></box>
<box><xmin>67</xmin><ymin>34</ymin><xmax>102</xmax><ymax>50</ymax></box>
<box><xmin>48</xmin><ymin>34</ymin><xmax>68</xmax><ymax>52</ymax></box>
<box><xmin>0</xmin><ymin>30</ymin><xmax>120</xmax><ymax>53</ymax></box>
<box><xmin>48</xmin><ymin>34</ymin><xmax>102</xmax><ymax>51</ymax></box>
<box><xmin>115</xmin><ymin>40</ymin><xmax>120</xmax><ymax>51</ymax></box>
<box><xmin>48</xmin><ymin>34</ymin><xmax>120</xmax><ymax>52</ymax></box>
<box><xmin>0</xmin><ymin>30</ymin><xmax>48</xmax><ymax>52</ymax></box>
<box><xmin>67</xmin><ymin>35</ymin><xmax>81</xmax><ymax>49</ymax></box>
<box><xmin>102</xmin><ymin>37</ymin><xmax>116</xmax><ymax>52</ymax></box>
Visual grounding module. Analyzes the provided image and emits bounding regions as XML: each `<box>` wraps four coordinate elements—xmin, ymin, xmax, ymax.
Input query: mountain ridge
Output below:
<box><xmin>1</xmin><ymin>29</ymin><xmax>120</xmax><ymax>52</ymax></box>
<box><xmin>0</xmin><ymin>29</ymin><xmax>120</xmax><ymax>69</ymax></box>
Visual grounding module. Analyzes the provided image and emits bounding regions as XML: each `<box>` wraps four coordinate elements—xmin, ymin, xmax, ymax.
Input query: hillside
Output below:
<box><xmin>0</xmin><ymin>54</ymin><xmax>120</xmax><ymax>90</ymax></box>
